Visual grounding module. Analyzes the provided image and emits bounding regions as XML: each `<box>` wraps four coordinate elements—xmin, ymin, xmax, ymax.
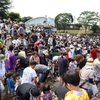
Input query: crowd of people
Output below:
<box><xmin>0</xmin><ymin>18</ymin><xmax>100</xmax><ymax>100</ymax></box>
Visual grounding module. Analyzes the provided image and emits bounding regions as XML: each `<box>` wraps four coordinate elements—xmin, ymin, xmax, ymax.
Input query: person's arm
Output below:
<box><xmin>32</xmin><ymin>77</ymin><xmax>37</xmax><ymax>84</ymax></box>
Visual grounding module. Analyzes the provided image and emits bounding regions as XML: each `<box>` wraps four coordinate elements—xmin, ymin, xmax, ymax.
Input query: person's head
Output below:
<box><xmin>65</xmin><ymin>47</ymin><xmax>70</xmax><ymax>52</ymax></box>
<box><xmin>43</xmin><ymin>84</ymin><xmax>50</xmax><ymax>94</ymax></box>
<box><xmin>62</xmin><ymin>70</ymin><xmax>80</xmax><ymax>90</ymax></box>
<box><xmin>75</xmin><ymin>54</ymin><xmax>84</xmax><ymax>63</ymax></box>
<box><xmin>30</xmin><ymin>86</ymin><xmax>40</xmax><ymax>98</ymax></box>
<box><xmin>9</xmin><ymin>45</ymin><xmax>14</xmax><ymax>51</ymax></box>
<box><xmin>6</xmin><ymin>72</ymin><xmax>13</xmax><ymax>78</ymax></box>
<box><xmin>29</xmin><ymin>61</ymin><xmax>37</xmax><ymax>69</ymax></box>
<box><xmin>18</xmin><ymin>46</ymin><xmax>23</xmax><ymax>51</ymax></box>
<box><xmin>13</xmin><ymin>73</ymin><xmax>20</xmax><ymax>80</ymax></box>
<box><xmin>33</xmin><ymin>51</ymin><xmax>38</xmax><ymax>57</ymax></box>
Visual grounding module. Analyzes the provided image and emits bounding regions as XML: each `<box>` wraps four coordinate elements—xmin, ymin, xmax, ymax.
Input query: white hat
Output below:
<box><xmin>43</xmin><ymin>50</ymin><xmax>49</xmax><ymax>56</ymax></box>
<box><xmin>86</xmin><ymin>58</ymin><xmax>94</xmax><ymax>66</ymax></box>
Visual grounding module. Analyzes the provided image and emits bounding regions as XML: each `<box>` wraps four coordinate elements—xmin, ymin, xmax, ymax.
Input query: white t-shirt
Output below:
<box><xmin>21</xmin><ymin>67</ymin><xmax>37</xmax><ymax>85</ymax></box>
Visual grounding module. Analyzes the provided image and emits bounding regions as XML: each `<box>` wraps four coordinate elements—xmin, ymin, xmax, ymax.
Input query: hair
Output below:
<box><xmin>18</xmin><ymin>45</ymin><xmax>23</xmax><ymax>50</ymax></box>
<box><xmin>6</xmin><ymin>72</ymin><xmax>13</xmax><ymax>78</ymax></box>
<box><xmin>13</xmin><ymin>73</ymin><xmax>20</xmax><ymax>80</ymax></box>
<box><xmin>62</xmin><ymin>70</ymin><xmax>80</xmax><ymax>86</ymax></box>
<box><xmin>29</xmin><ymin>61</ymin><xmax>37</xmax><ymax>66</ymax></box>
<box><xmin>43</xmin><ymin>84</ymin><xmax>50</xmax><ymax>94</ymax></box>
<box><xmin>30</xmin><ymin>86</ymin><xmax>40</xmax><ymax>97</ymax></box>
<box><xmin>9</xmin><ymin>45</ymin><xmax>14</xmax><ymax>51</ymax></box>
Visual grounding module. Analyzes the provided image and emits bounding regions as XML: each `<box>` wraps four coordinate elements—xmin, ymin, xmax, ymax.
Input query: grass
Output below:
<box><xmin>58</xmin><ymin>29</ymin><xmax>93</xmax><ymax>34</ymax></box>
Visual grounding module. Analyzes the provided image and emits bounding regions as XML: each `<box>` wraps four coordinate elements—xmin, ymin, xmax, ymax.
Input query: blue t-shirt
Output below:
<box><xmin>6</xmin><ymin>78</ymin><xmax>15</xmax><ymax>89</ymax></box>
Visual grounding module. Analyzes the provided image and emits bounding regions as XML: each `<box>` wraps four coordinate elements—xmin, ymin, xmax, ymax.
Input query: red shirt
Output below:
<box><xmin>90</xmin><ymin>48</ymin><xmax>99</xmax><ymax>59</ymax></box>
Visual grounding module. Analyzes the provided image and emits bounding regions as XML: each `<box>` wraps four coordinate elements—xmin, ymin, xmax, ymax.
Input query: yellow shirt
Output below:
<box><xmin>64</xmin><ymin>89</ymin><xmax>89</xmax><ymax>100</ymax></box>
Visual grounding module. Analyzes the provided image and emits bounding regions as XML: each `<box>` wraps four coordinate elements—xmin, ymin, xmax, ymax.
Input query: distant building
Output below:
<box><xmin>25</xmin><ymin>16</ymin><xmax>55</xmax><ymax>27</ymax></box>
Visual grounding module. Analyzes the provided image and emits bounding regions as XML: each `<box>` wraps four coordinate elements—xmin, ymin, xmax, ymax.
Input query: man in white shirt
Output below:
<box><xmin>21</xmin><ymin>61</ymin><xmax>37</xmax><ymax>85</ymax></box>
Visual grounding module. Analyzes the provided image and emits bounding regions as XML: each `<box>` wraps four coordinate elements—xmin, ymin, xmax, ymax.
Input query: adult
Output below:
<box><xmin>16</xmin><ymin>83</ymin><xmax>40</xmax><ymax>100</ymax></box>
<box><xmin>0</xmin><ymin>54</ymin><xmax>6</xmax><ymax>81</ymax></box>
<box><xmin>21</xmin><ymin>61</ymin><xmax>37</xmax><ymax>85</ymax></box>
<box><xmin>31</xmin><ymin>33</ymin><xmax>38</xmax><ymax>43</ymax></box>
<box><xmin>29</xmin><ymin>51</ymin><xmax>40</xmax><ymax>64</ymax></box>
<box><xmin>75</xmin><ymin>54</ymin><xmax>86</xmax><ymax>69</ymax></box>
<box><xmin>80</xmin><ymin>58</ymin><xmax>95</xmax><ymax>96</ymax></box>
<box><xmin>34</xmin><ymin>64</ymin><xmax>50</xmax><ymax>89</ymax></box>
<box><xmin>16</xmin><ymin>56</ymin><xmax>29</xmax><ymax>77</ymax></box>
<box><xmin>18</xmin><ymin>46</ymin><xmax>26</xmax><ymax>58</ymax></box>
<box><xmin>5</xmin><ymin>45</ymin><xmax>16</xmax><ymax>72</ymax></box>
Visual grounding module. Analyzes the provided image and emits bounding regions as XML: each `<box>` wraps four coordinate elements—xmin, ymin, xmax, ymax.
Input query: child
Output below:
<box><xmin>40</xmin><ymin>84</ymin><xmax>52</xmax><ymax>100</ymax></box>
<box><xmin>62</xmin><ymin>70</ymin><xmax>89</xmax><ymax>100</ymax></box>
<box><xmin>13</xmin><ymin>73</ymin><xmax>21</xmax><ymax>91</ymax></box>
<box><xmin>6</xmin><ymin>72</ymin><xmax>15</xmax><ymax>96</ymax></box>
<box><xmin>68</xmin><ymin>59</ymin><xmax>76</xmax><ymax>70</ymax></box>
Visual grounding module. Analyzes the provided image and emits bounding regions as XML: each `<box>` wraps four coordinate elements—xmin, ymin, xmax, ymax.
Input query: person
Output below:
<box><xmin>40</xmin><ymin>84</ymin><xmax>52</xmax><ymax>100</ymax></box>
<box><xmin>53</xmin><ymin>82</ymin><xmax>68</xmax><ymax>100</ymax></box>
<box><xmin>16</xmin><ymin>83</ymin><xmax>40</xmax><ymax>100</ymax></box>
<box><xmin>80</xmin><ymin>57</ymin><xmax>95</xmax><ymax>97</ymax></box>
<box><xmin>30</xmin><ymin>51</ymin><xmax>40</xmax><ymax>64</ymax></box>
<box><xmin>62</xmin><ymin>70</ymin><xmax>89</xmax><ymax>100</ymax></box>
<box><xmin>34</xmin><ymin>64</ymin><xmax>50</xmax><ymax>89</ymax></box>
<box><xmin>58</xmin><ymin>53</ymin><xmax>68</xmax><ymax>84</ymax></box>
<box><xmin>0</xmin><ymin>54</ymin><xmax>6</xmax><ymax>81</ymax></box>
<box><xmin>16</xmin><ymin>56</ymin><xmax>29</xmax><ymax>77</ymax></box>
<box><xmin>6</xmin><ymin>72</ymin><xmax>15</xmax><ymax>96</ymax></box>
<box><xmin>5</xmin><ymin>45</ymin><xmax>16</xmax><ymax>72</ymax></box>
<box><xmin>13</xmin><ymin>73</ymin><xmax>21</xmax><ymax>91</ymax></box>
<box><xmin>75</xmin><ymin>54</ymin><xmax>86</xmax><ymax>69</ymax></box>
<box><xmin>21</xmin><ymin>61</ymin><xmax>37</xmax><ymax>85</ymax></box>
<box><xmin>18</xmin><ymin>46</ymin><xmax>26</xmax><ymax>58</ymax></box>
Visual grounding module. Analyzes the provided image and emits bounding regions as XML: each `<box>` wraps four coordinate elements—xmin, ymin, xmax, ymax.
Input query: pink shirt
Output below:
<box><xmin>30</xmin><ymin>55</ymin><xmax>40</xmax><ymax>64</ymax></box>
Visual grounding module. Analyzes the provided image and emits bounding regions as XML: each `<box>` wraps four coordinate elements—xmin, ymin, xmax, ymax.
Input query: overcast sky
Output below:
<box><xmin>10</xmin><ymin>0</ymin><xmax>100</xmax><ymax>19</ymax></box>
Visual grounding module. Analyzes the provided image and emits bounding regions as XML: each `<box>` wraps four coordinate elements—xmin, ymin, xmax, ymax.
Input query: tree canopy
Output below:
<box><xmin>77</xmin><ymin>11</ymin><xmax>100</xmax><ymax>33</ymax></box>
<box><xmin>55</xmin><ymin>13</ymin><xmax>73</xmax><ymax>30</ymax></box>
<box><xmin>7</xmin><ymin>12</ymin><xmax>21</xmax><ymax>21</ymax></box>
<box><xmin>0</xmin><ymin>0</ymin><xmax>12</xmax><ymax>18</ymax></box>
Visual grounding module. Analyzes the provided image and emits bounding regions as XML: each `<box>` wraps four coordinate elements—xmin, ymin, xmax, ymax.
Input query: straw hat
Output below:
<box><xmin>86</xmin><ymin>58</ymin><xmax>94</xmax><ymax>66</ymax></box>
<box><xmin>43</xmin><ymin>50</ymin><xmax>49</xmax><ymax>56</ymax></box>
<box><xmin>6</xmin><ymin>35</ymin><xmax>11</xmax><ymax>40</ymax></box>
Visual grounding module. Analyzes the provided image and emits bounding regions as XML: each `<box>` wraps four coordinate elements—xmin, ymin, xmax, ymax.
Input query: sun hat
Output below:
<box><xmin>43</xmin><ymin>50</ymin><xmax>49</xmax><ymax>56</ymax></box>
<box><xmin>6</xmin><ymin>35</ymin><xmax>11</xmax><ymax>40</ymax></box>
<box><xmin>0</xmin><ymin>54</ymin><xmax>5</xmax><ymax>62</ymax></box>
<box><xmin>86</xmin><ymin>58</ymin><xmax>94</xmax><ymax>66</ymax></box>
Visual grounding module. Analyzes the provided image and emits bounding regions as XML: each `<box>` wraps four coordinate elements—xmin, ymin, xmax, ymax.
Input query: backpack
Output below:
<box><xmin>64</xmin><ymin>89</ymin><xmax>89</xmax><ymax>100</ymax></box>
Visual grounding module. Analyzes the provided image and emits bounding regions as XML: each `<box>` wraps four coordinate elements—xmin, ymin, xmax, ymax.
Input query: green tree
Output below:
<box><xmin>0</xmin><ymin>0</ymin><xmax>12</xmax><ymax>18</ymax></box>
<box><xmin>55</xmin><ymin>13</ymin><xmax>73</xmax><ymax>31</ymax></box>
<box><xmin>74</xmin><ymin>23</ymin><xmax>82</xmax><ymax>30</ymax></box>
<box><xmin>7</xmin><ymin>12</ymin><xmax>21</xmax><ymax>21</ymax></box>
<box><xmin>91</xmin><ymin>24</ymin><xmax>100</xmax><ymax>33</ymax></box>
<box><xmin>77</xmin><ymin>11</ymin><xmax>100</xmax><ymax>33</ymax></box>
<box><xmin>21</xmin><ymin>16</ymin><xmax>33</xmax><ymax>22</ymax></box>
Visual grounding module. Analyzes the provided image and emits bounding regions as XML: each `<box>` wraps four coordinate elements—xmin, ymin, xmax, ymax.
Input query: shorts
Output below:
<box><xmin>39</xmin><ymin>70</ymin><xmax>50</xmax><ymax>83</ymax></box>
<box><xmin>8</xmin><ymin>88</ymin><xmax>14</xmax><ymax>94</ymax></box>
